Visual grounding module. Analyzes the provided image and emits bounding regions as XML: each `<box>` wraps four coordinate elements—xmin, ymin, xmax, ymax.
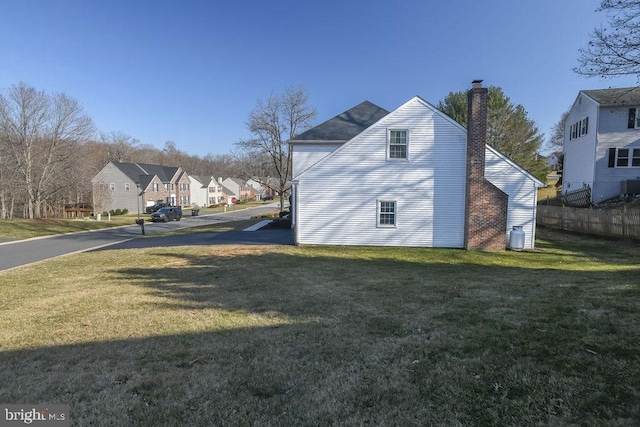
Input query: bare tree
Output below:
<box><xmin>235</xmin><ymin>86</ymin><xmax>316</xmax><ymax>212</ymax></box>
<box><xmin>0</xmin><ymin>83</ymin><xmax>94</xmax><ymax>218</ymax></box>
<box><xmin>100</xmin><ymin>131</ymin><xmax>139</xmax><ymax>163</ymax></box>
<box><xmin>575</xmin><ymin>0</ymin><xmax>640</xmax><ymax>80</ymax></box>
<box><xmin>548</xmin><ymin>111</ymin><xmax>569</xmax><ymax>151</ymax></box>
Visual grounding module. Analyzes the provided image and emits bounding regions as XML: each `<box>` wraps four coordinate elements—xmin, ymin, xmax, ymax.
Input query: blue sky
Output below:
<box><xmin>1</xmin><ymin>0</ymin><xmax>637</xmax><ymax>157</ymax></box>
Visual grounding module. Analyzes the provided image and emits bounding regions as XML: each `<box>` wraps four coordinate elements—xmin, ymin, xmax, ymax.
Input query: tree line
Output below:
<box><xmin>0</xmin><ymin>83</ymin><xmax>257</xmax><ymax>219</ymax></box>
<box><xmin>1</xmin><ymin>80</ymin><xmax>559</xmax><ymax>220</ymax></box>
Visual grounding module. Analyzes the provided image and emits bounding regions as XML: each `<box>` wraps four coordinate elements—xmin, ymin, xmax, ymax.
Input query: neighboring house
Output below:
<box><xmin>563</xmin><ymin>87</ymin><xmax>640</xmax><ymax>204</ymax></box>
<box><xmin>91</xmin><ymin>162</ymin><xmax>191</xmax><ymax>214</ymax></box>
<box><xmin>222</xmin><ymin>178</ymin><xmax>255</xmax><ymax>201</ymax></box>
<box><xmin>188</xmin><ymin>175</ymin><xmax>212</xmax><ymax>208</ymax></box>
<box><xmin>289</xmin><ymin>81</ymin><xmax>544</xmax><ymax>250</ymax></box>
<box><xmin>207</xmin><ymin>177</ymin><xmax>231</xmax><ymax>206</ymax></box>
<box><xmin>546</xmin><ymin>151</ymin><xmax>563</xmax><ymax>171</ymax></box>
<box><xmin>246</xmin><ymin>179</ymin><xmax>267</xmax><ymax>199</ymax></box>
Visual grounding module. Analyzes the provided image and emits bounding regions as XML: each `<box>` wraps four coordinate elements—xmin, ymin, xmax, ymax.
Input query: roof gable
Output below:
<box><xmin>581</xmin><ymin>87</ymin><xmax>640</xmax><ymax>107</ymax></box>
<box><xmin>295</xmin><ymin>96</ymin><xmax>455</xmax><ymax>179</ymax></box>
<box><xmin>293</xmin><ymin>95</ymin><xmax>542</xmax><ymax>186</ymax></box>
<box><xmin>291</xmin><ymin>101</ymin><xmax>390</xmax><ymax>143</ymax></box>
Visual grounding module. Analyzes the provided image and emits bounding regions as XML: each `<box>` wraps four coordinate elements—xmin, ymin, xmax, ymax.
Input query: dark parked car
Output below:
<box><xmin>145</xmin><ymin>202</ymin><xmax>169</xmax><ymax>214</ymax></box>
<box><xmin>262</xmin><ymin>195</ymin><xmax>274</xmax><ymax>201</ymax></box>
<box><xmin>150</xmin><ymin>207</ymin><xmax>182</xmax><ymax>222</ymax></box>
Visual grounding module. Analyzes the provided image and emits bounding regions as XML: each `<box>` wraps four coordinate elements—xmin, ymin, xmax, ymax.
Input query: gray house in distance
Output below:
<box><xmin>91</xmin><ymin>162</ymin><xmax>191</xmax><ymax>214</ymax></box>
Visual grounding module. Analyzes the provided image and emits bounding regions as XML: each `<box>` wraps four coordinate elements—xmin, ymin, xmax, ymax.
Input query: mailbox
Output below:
<box><xmin>135</xmin><ymin>218</ymin><xmax>144</xmax><ymax>226</ymax></box>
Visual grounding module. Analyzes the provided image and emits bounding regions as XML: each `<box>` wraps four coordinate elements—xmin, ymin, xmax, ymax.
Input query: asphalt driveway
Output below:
<box><xmin>95</xmin><ymin>227</ymin><xmax>294</xmax><ymax>251</ymax></box>
<box><xmin>0</xmin><ymin>204</ymin><xmax>292</xmax><ymax>271</ymax></box>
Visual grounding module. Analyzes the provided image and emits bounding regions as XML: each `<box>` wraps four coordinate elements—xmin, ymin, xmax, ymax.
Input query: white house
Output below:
<box><xmin>188</xmin><ymin>175</ymin><xmax>212</xmax><ymax>208</ymax></box>
<box><xmin>563</xmin><ymin>87</ymin><xmax>640</xmax><ymax>204</ymax></box>
<box><xmin>189</xmin><ymin>175</ymin><xmax>233</xmax><ymax>206</ymax></box>
<box><xmin>290</xmin><ymin>81</ymin><xmax>544</xmax><ymax>250</ymax></box>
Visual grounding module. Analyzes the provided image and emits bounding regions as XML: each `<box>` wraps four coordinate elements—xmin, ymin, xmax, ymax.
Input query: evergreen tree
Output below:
<box><xmin>437</xmin><ymin>86</ymin><xmax>548</xmax><ymax>180</ymax></box>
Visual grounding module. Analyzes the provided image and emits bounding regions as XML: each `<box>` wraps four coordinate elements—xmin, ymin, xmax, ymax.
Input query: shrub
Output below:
<box><xmin>122</xmin><ymin>208</ymin><xmax>128</xmax><ymax>215</ymax></box>
<box><xmin>114</xmin><ymin>209</ymin><xmax>122</xmax><ymax>216</ymax></box>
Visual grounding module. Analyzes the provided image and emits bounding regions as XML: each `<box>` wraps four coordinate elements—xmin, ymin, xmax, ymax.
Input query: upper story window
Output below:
<box><xmin>628</xmin><ymin>108</ymin><xmax>640</xmax><ymax>129</ymax></box>
<box><xmin>152</xmin><ymin>183</ymin><xmax>159</xmax><ymax>192</ymax></box>
<box><xmin>569</xmin><ymin>117</ymin><xmax>588</xmax><ymax>140</ymax></box>
<box><xmin>179</xmin><ymin>183</ymin><xmax>189</xmax><ymax>191</ymax></box>
<box><xmin>388</xmin><ymin>130</ymin><xmax>408</xmax><ymax>160</ymax></box>
<box><xmin>609</xmin><ymin>148</ymin><xmax>640</xmax><ymax>167</ymax></box>
<box><xmin>124</xmin><ymin>183</ymin><xmax>130</xmax><ymax>191</ymax></box>
<box><xmin>109</xmin><ymin>183</ymin><xmax>115</xmax><ymax>191</ymax></box>
<box><xmin>208</xmin><ymin>186</ymin><xmax>215</xmax><ymax>193</ymax></box>
<box><xmin>377</xmin><ymin>200</ymin><xmax>397</xmax><ymax>227</ymax></box>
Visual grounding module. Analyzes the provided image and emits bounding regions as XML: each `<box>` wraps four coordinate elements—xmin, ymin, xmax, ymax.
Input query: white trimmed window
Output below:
<box><xmin>124</xmin><ymin>183</ymin><xmax>130</xmax><ymax>191</ymax></box>
<box><xmin>153</xmin><ymin>183</ymin><xmax>159</xmax><ymax>192</ymax></box>
<box><xmin>377</xmin><ymin>200</ymin><xmax>397</xmax><ymax>227</ymax></box>
<box><xmin>610</xmin><ymin>148</ymin><xmax>640</xmax><ymax>167</ymax></box>
<box><xmin>109</xmin><ymin>183</ymin><xmax>115</xmax><ymax>191</ymax></box>
<box><xmin>388</xmin><ymin>130</ymin><xmax>408</xmax><ymax>159</ymax></box>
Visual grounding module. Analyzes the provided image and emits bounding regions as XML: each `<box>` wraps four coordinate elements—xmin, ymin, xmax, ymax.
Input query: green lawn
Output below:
<box><xmin>0</xmin><ymin>227</ymin><xmax>638</xmax><ymax>425</ymax></box>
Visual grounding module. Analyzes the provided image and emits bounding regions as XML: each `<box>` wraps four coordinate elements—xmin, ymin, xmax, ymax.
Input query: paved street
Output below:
<box><xmin>0</xmin><ymin>203</ymin><xmax>291</xmax><ymax>272</ymax></box>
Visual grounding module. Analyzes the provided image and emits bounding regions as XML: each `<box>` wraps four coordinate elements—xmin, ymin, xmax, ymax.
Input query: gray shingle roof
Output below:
<box><xmin>190</xmin><ymin>175</ymin><xmax>212</xmax><ymax>188</ymax></box>
<box><xmin>582</xmin><ymin>87</ymin><xmax>640</xmax><ymax>106</ymax></box>
<box><xmin>290</xmin><ymin>101</ymin><xmax>389</xmax><ymax>143</ymax></box>
<box><xmin>111</xmin><ymin>162</ymin><xmax>180</xmax><ymax>184</ymax></box>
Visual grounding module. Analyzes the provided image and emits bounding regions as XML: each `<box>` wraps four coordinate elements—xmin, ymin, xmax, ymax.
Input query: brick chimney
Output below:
<box><xmin>464</xmin><ymin>80</ymin><xmax>508</xmax><ymax>251</ymax></box>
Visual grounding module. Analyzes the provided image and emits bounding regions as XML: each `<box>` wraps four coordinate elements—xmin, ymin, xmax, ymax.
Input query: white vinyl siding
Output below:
<box><xmin>292</xmin><ymin>143</ymin><xmax>343</xmax><ymax>178</ymax></box>
<box><xmin>294</xmin><ymin>96</ymin><xmax>542</xmax><ymax>249</ymax></box>
<box><xmin>188</xmin><ymin>176</ymin><xmax>209</xmax><ymax>208</ymax></box>
<box><xmin>295</xmin><ymin>97</ymin><xmax>467</xmax><ymax>248</ymax></box>
<box><xmin>563</xmin><ymin>93</ymin><xmax>599</xmax><ymax>196</ymax></box>
<box><xmin>592</xmin><ymin>106</ymin><xmax>640</xmax><ymax>203</ymax></box>
<box><xmin>485</xmin><ymin>147</ymin><xmax>541</xmax><ymax>250</ymax></box>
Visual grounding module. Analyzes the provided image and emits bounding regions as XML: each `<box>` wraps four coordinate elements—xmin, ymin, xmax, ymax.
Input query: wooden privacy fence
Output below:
<box><xmin>537</xmin><ymin>205</ymin><xmax>640</xmax><ymax>240</ymax></box>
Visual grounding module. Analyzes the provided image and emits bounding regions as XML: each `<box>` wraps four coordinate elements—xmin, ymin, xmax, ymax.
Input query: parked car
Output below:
<box><xmin>262</xmin><ymin>195</ymin><xmax>274</xmax><ymax>201</ymax></box>
<box><xmin>150</xmin><ymin>207</ymin><xmax>182</xmax><ymax>222</ymax></box>
<box><xmin>145</xmin><ymin>202</ymin><xmax>169</xmax><ymax>214</ymax></box>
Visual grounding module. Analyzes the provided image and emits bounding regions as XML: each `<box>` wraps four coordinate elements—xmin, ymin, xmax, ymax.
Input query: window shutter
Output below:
<box><xmin>608</xmin><ymin>148</ymin><xmax>616</xmax><ymax>168</ymax></box>
<box><xmin>629</xmin><ymin>108</ymin><xmax>636</xmax><ymax>129</ymax></box>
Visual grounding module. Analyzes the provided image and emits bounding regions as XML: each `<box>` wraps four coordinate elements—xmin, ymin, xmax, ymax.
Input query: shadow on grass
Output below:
<box><xmin>2</xmin><ymin>240</ymin><xmax>640</xmax><ymax>425</ymax></box>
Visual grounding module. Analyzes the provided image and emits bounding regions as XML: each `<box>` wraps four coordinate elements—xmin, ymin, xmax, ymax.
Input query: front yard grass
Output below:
<box><xmin>0</xmin><ymin>202</ymin><xmax>269</xmax><ymax>240</ymax></box>
<box><xmin>0</xmin><ymin>228</ymin><xmax>638</xmax><ymax>425</ymax></box>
